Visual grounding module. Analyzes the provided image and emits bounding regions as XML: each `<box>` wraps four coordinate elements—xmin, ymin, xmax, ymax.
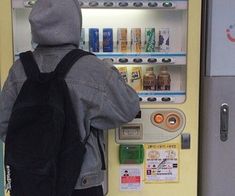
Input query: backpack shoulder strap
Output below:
<box><xmin>55</xmin><ymin>49</ymin><xmax>94</xmax><ymax>78</ymax></box>
<box><xmin>19</xmin><ymin>51</ymin><xmax>41</xmax><ymax>79</ymax></box>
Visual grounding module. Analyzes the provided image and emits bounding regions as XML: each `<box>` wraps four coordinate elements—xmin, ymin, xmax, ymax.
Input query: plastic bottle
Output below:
<box><xmin>157</xmin><ymin>66</ymin><xmax>171</xmax><ymax>90</ymax></box>
<box><xmin>143</xmin><ymin>67</ymin><xmax>156</xmax><ymax>90</ymax></box>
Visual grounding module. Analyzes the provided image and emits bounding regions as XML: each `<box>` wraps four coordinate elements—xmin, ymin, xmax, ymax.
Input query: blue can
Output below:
<box><xmin>89</xmin><ymin>28</ymin><xmax>99</xmax><ymax>52</ymax></box>
<box><xmin>103</xmin><ymin>28</ymin><xmax>113</xmax><ymax>52</ymax></box>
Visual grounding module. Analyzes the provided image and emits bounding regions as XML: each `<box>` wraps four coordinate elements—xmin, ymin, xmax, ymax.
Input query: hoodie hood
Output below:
<box><xmin>29</xmin><ymin>0</ymin><xmax>82</xmax><ymax>46</ymax></box>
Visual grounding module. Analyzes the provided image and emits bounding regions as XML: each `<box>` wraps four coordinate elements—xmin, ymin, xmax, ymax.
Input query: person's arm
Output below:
<box><xmin>0</xmin><ymin>66</ymin><xmax>22</xmax><ymax>142</ymax></box>
<box><xmin>91</xmin><ymin>65</ymin><xmax>140</xmax><ymax>130</ymax></box>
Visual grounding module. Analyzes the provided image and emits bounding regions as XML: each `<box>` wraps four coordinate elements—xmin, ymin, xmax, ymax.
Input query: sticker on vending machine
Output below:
<box><xmin>120</xmin><ymin>166</ymin><xmax>142</xmax><ymax>191</ymax></box>
<box><xmin>144</xmin><ymin>143</ymin><xmax>179</xmax><ymax>183</ymax></box>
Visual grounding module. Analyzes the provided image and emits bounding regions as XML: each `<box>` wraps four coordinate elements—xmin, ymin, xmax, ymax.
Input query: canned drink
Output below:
<box><xmin>131</xmin><ymin>67</ymin><xmax>142</xmax><ymax>91</ymax></box>
<box><xmin>159</xmin><ymin>28</ymin><xmax>170</xmax><ymax>52</ymax></box>
<box><xmin>117</xmin><ymin>66</ymin><xmax>128</xmax><ymax>83</ymax></box>
<box><xmin>103</xmin><ymin>28</ymin><xmax>113</xmax><ymax>52</ymax></box>
<box><xmin>131</xmin><ymin>28</ymin><xmax>142</xmax><ymax>53</ymax></box>
<box><xmin>89</xmin><ymin>28</ymin><xmax>99</xmax><ymax>52</ymax></box>
<box><xmin>117</xmin><ymin>28</ymin><xmax>128</xmax><ymax>52</ymax></box>
<box><xmin>79</xmin><ymin>28</ymin><xmax>85</xmax><ymax>50</ymax></box>
<box><xmin>145</xmin><ymin>28</ymin><xmax>155</xmax><ymax>52</ymax></box>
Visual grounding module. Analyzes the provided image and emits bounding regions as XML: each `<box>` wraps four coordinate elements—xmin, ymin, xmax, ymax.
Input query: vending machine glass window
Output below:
<box><xmin>12</xmin><ymin>0</ymin><xmax>188</xmax><ymax>104</ymax></box>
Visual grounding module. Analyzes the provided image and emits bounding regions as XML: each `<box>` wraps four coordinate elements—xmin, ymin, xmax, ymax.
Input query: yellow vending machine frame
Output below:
<box><xmin>1</xmin><ymin>0</ymin><xmax>201</xmax><ymax>196</ymax></box>
<box><xmin>0</xmin><ymin>0</ymin><xmax>13</xmax><ymax>85</ymax></box>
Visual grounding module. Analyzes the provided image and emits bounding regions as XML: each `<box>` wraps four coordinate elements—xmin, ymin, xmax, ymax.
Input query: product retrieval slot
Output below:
<box><xmin>119</xmin><ymin>124</ymin><xmax>143</xmax><ymax>140</ymax></box>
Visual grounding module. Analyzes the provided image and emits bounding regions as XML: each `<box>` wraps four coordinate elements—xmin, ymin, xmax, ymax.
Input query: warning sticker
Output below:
<box><xmin>120</xmin><ymin>166</ymin><xmax>142</xmax><ymax>191</ymax></box>
<box><xmin>144</xmin><ymin>144</ymin><xmax>179</xmax><ymax>183</ymax></box>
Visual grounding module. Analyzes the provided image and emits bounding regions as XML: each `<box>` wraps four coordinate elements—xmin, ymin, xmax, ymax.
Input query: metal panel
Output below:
<box><xmin>199</xmin><ymin>77</ymin><xmax>235</xmax><ymax>196</ymax></box>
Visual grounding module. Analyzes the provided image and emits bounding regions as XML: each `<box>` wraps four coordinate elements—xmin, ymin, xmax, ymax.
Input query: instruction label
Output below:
<box><xmin>144</xmin><ymin>144</ymin><xmax>179</xmax><ymax>183</ymax></box>
<box><xmin>120</xmin><ymin>166</ymin><xmax>142</xmax><ymax>191</ymax></box>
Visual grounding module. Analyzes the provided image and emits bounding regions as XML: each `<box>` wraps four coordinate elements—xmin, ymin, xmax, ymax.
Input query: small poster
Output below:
<box><xmin>144</xmin><ymin>143</ymin><xmax>179</xmax><ymax>183</ymax></box>
<box><xmin>120</xmin><ymin>166</ymin><xmax>142</xmax><ymax>191</ymax></box>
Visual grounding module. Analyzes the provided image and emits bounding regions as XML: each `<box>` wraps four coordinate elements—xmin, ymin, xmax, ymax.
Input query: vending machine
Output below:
<box><xmin>1</xmin><ymin>0</ymin><xmax>201</xmax><ymax>195</ymax></box>
<box><xmin>200</xmin><ymin>0</ymin><xmax>235</xmax><ymax>195</ymax></box>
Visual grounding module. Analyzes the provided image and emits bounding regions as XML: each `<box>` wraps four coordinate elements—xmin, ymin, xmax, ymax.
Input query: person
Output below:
<box><xmin>0</xmin><ymin>0</ymin><xmax>140</xmax><ymax>195</ymax></box>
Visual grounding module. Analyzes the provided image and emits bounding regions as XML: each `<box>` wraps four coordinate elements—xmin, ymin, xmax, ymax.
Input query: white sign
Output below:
<box><xmin>120</xmin><ymin>166</ymin><xmax>142</xmax><ymax>191</ymax></box>
<box><xmin>144</xmin><ymin>144</ymin><xmax>179</xmax><ymax>183</ymax></box>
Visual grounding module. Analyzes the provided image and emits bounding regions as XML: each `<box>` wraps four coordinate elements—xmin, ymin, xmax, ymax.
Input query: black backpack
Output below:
<box><xmin>4</xmin><ymin>49</ymin><xmax>93</xmax><ymax>196</ymax></box>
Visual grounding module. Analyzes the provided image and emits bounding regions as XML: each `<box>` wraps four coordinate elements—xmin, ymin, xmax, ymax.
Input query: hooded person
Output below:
<box><xmin>0</xmin><ymin>0</ymin><xmax>140</xmax><ymax>195</ymax></box>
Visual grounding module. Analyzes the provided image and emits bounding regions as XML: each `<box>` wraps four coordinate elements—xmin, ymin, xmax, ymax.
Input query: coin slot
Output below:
<box><xmin>166</xmin><ymin>113</ymin><xmax>180</xmax><ymax>130</ymax></box>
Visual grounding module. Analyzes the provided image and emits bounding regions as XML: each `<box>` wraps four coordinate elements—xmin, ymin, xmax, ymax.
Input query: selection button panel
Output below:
<box><xmin>116</xmin><ymin>108</ymin><xmax>186</xmax><ymax>144</ymax></box>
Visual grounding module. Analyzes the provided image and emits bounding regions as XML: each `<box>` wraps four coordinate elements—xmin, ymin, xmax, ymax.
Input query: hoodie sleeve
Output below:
<box><xmin>91</xmin><ymin>65</ymin><xmax>140</xmax><ymax>130</ymax></box>
<box><xmin>0</xmin><ymin>67</ymin><xmax>19</xmax><ymax>142</ymax></box>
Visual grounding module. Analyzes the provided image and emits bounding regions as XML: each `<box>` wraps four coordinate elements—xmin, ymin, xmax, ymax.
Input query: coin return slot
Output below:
<box><xmin>153</xmin><ymin>113</ymin><xmax>164</xmax><ymax>124</ymax></box>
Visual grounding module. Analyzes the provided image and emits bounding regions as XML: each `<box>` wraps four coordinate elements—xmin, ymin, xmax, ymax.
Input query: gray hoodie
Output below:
<box><xmin>0</xmin><ymin>0</ymin><xmax>140</xmax><ymax>190</ymax></box>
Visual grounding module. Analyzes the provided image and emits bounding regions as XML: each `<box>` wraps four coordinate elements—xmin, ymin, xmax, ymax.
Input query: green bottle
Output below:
<box><xmin>145</xmin><ymin>28</ymin><xmax>155</xmax><ymax>52</ymax></box>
